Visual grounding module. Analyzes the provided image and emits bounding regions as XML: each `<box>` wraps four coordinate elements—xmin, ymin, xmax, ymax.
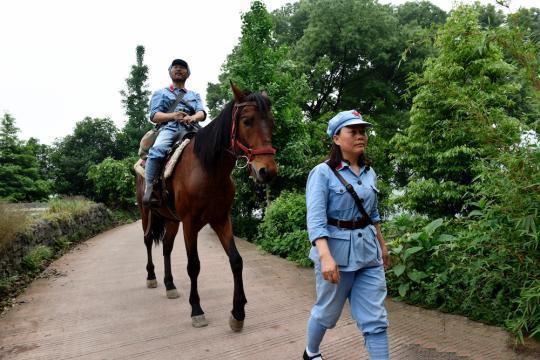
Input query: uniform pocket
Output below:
<box><xmin>365</xmin><ymin>226</ymin><xmax>382</xmax><ymax>265</ymax></box>
<box><xmin>328</xmin><ymin>185</ymin><xmax>354</xmax><ymax>212</ymax></box>
<box><xmin>327</xmin><ymin>231</ymin><xmax>351</xmax><ymax>266</ymax></box>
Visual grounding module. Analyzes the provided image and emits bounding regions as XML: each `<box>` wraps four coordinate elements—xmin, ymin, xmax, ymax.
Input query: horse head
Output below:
<box><xmin>230</xmin><ymin>82</ymin><xmax>278</xmax><ymax>183</ymax></box>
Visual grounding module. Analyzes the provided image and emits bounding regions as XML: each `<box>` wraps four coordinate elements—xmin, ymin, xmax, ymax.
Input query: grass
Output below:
<box><xmin>43</xmin><ymin>197</ymin><xmax>94</xmax><ymax>222</ymax></box>
<box><xmin>0</xmin><ymin>201</ymin><xmax>30</xmax><ymax>251</ymax></box>
<box><xmin>110</xmin><ymin>206</ymin><xmax>140</xmax><ymax>224</ymax></box>
<box><xmin>22</xmin><ymin>245</ymin><xmax>53</xmax><ymax>272</ymax></box>
<box><xmin>0</xmin><ymin>197</ymin><xmax>138</xmax><ymax>313</ymax></box>
<box><xmin>1</xmin><ymin>197</ymin><xmax>98</xmax><ymax>312</ymax></box>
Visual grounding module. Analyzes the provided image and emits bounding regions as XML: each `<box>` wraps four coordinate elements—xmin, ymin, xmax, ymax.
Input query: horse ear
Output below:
<box><xmin>261</xmin><ymin>90</ymin><xmax>269</xmax><ymax>99</ymax></box>
<box><xmin>230</xmin><ymin>80</ymin><xmax>245</xmax><ymax>102</ymax></box>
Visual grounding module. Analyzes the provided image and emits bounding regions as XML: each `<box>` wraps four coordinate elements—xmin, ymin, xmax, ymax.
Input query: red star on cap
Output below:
<box><xmin>352</xmin><ymin>110</ymin><xmax>361</xmax><ymax>117</ymax></box>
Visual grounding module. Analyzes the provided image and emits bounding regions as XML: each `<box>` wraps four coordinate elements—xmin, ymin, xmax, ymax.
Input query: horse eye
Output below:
<box><xmin>242</xmin><ymin>118</ymin><xmax>253</xmax><ymax>127</ymax></box>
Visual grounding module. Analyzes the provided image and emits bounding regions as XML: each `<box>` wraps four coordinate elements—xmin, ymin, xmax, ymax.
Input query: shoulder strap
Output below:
<box><xmin>325</xmin><ymin>162</ymin><xmax>373</xmax><ymax>225</ymax></box>
<box><xmin>167</xmin><ymin>89</ymin><xmax>187</xmax><ymax>113</ymax></box>
<box><xmin>178</xmin><ymin>97</ymin><xmax>196</xmax><ymax>115</ymax></box>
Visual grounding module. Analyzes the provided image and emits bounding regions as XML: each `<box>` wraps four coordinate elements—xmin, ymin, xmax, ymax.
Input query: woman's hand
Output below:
<box><xmin>381</xmin><ymin>243</ymin><xmax>390</xmax><ymax>270</ymax></box>
<box><xmin>315</xmin><ymin>238</ymin><xmax>340</xmax><ymax>283</ymax></box>
<box><xmin>314</xmin><ymin>238</ymin><xmax>340</xmax><ymax>284</ymax></box>
<box><xmin>320</xmin><ymin>253</ymin><xmax>340</xmax><ymax>284</ymax></box>
<box><xmin>374</xmin><ymin>223</ymin><xmax>391</xmax><ymax>270</ymax></box>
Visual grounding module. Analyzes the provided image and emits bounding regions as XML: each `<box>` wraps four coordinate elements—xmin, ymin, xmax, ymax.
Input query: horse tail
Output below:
<box><xmin>147</xmin><ymin>210</ymin><xmax>166</xmax><ymax>246</ymax></box>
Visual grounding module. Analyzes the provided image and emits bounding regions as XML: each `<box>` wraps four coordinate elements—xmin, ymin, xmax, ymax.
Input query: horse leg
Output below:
<box><xmin>163</xmin><ymin>221</ymin><xmax>180</xmax><ymax>299</ymax></box>
<box><xmin>145</xmin><ymin>234</ymin><xmax>157</xmax><ymax>288</ymax></box>
<box><xmin>141</xmin><ymin>207</ymin><xmax>157</xmax><ymax>288</ymax></box>
<box><xmin>183</xmin><ymin>219</ymin><xmax>208</xmax><ymax>328</ymax></box>
<box><xmin>211</xmin><ymin>218</ymin><xmax>247</xmax><ymax>332</ymax></box>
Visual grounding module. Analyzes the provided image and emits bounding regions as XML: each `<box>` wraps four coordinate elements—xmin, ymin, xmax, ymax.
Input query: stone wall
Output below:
<box><xmin>0</xmin><ymin>204</ymin><xmax>112</xmax><ymax>277</ymax></box>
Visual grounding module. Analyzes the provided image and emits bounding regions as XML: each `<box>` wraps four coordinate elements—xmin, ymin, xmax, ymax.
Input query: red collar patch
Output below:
<box><xmin>169</xmin><ymin>84</ymin><xmax>188</xmax><ymax>92</ymax></box>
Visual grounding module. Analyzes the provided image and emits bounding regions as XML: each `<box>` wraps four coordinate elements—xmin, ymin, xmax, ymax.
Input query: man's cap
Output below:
<box><xmin>327</xmin><ymin>110</ymin><xmax>372</xmax><ymax>137</ymax></box>
<box><xmin>169</xmin><ymin>59</ymin><xmax>190</xmax><ymax>74</ymax></box>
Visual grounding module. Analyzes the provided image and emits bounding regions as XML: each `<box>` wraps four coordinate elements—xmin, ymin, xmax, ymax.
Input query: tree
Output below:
<box><xmin>392</xmin><ymin>5</ymin><xmax>523</xmax><ymax>217</ymax></box>
<box><xmin>271</xmin><ymin>0</ymin><xmax>448</xmax><ymax>214</ymax></box>
<box><xmin>50</xmin><ymin>117</ymin><xmax>120</xmax><ymax>196</ymax></box>
<box><xmin>206</xmin><ymin>0</ymin><xmax>311</xmax><ymax>238</ymax></box>
<box><xmin>272</xmin><ymin>1</ymin><xmax>311</xmax><ymax>47</ymax></box>
<box><xmin>118</xmin><ymin>45</ymin><xmax>152</xmax><ymax>157</ymax></box>
<box><xmin>25</xmin><ymin>137</ymin><xmax>53</xmax><ymax>181</ymax></box>
<box><xmin>87</xmin><ymin>156</ymin><xmax>137</xmax><ymax>208</ymax></box>
<box><xmin>0</xmin><ymin>113</ymin><xmax>50</xmax><ymax>201</ymax></box>
<box><xmin>502</xmin><ymin>7</ymin><xmax>540</xmax><ymax>132</ymax></box>
<box><xmin>395</xmin><ymin>1</ymin><xmax>447</xmax><ymax>28</ymax></box>
<box><xmin>473</xmin><ymin>3</ymin><xmax>505</xmax><ymax>28</ymax></box>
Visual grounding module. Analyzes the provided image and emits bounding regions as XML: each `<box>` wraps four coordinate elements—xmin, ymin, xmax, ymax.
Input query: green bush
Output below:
<box><xmin>53</xmin><ymin>236</ymin><xmax>71</xmax><ymax>252</ymax></box>
<box><xmin>87</xmin><ymin>156</ymin><xmax>137</xmax><ymax>208</ymax></box>
<box><xmin>110</xmin><ymin>207</ymin><xmax>140</xmax><ymax>224</ymax></box>
<box><xmin>22</xmin><ymin>245</ymin><xmax>52</xmax><ymax>272</ymax></box>
<box><xmin>385</xmin><ymin>216</ymin><xmax>451</xmax><ymax>301</ymax></box>
<box><xmin>385</xmin><ymin>146</ymin><xmax>540</xmax><ymax>342</ymax></box>
<box><xmin>256</xmin><ymin>191</ymin><xmax>311</xmax><ymax>266</ymax></box>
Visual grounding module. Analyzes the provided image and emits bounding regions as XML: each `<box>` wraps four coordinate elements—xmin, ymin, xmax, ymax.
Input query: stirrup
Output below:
<box><xmin>142</xmin><ymin>182</ymin><xmax>161</xmax><ymax>208</ymax></box>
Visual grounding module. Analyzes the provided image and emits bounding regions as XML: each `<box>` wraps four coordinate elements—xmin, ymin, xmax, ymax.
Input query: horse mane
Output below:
<box><xmin>193</xmin><ymin>91</ymin><xmax>271</xmax><ymax>172</ymax></box>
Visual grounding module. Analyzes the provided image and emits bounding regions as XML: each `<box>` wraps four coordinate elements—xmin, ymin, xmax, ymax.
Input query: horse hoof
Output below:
<box><xmin>191</xmin><ymin>314</ymin><xmax>209</xmax><ymax>328</ymax></box>
<box><xmin>166</xmin><ymin>289</ymin><xmax>179</xmax><ymax>299</ymax></box>
<box><xmin>146</xmin><ymin>279</ymin><xmax>157</xmax><ymax>288</ymax></box>
<box><xmin>229</xmin><ymin>314</ymin><xmax>244</xmax><ymax>332</ymax></box>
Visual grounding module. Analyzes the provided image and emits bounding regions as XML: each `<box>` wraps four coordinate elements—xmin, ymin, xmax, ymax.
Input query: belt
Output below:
<box><xmin>327</xmin><ymin>217</ymin><xmax>370</xmax><ymax>229</ymax></box>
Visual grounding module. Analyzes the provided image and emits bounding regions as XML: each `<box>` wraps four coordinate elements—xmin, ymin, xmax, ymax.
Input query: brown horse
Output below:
<box><xmin>136</xmin><ymin>83</ymin><xmax>277</xmax><ymax>331</ymax></box>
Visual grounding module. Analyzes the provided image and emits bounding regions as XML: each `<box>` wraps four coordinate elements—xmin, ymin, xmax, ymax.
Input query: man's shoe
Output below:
<box><xmin>303</xmin><ymin>349</ymin><xmax>323</xmax><ymax>360</ymax></box>
<box><xmin>142</xmin><ymin>182</ymin><xmax>161</xmax><ymax>208</ymax></box>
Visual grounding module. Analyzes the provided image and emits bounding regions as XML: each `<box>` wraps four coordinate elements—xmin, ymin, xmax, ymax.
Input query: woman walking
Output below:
<box><xmin>304</xmin><ymin>110</ymin><xmax>390</xmax><ymax>360</ymax></box>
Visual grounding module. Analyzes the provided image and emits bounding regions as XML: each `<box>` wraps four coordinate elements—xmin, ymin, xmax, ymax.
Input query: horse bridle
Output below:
<box><xmin>229</xmin><ymin>101</ymin><xmax>276</xmax><ymax>166</ymax></box>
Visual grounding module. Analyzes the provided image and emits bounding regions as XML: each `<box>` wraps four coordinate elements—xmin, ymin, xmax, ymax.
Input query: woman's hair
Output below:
<box><xmin>327</xmin><ymin>129</ymin><xmax>371</xmax><ymax>169</ymax></box>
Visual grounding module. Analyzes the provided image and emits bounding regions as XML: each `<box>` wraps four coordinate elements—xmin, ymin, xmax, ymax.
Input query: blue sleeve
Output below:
<box><xmin>149</xmin><ymin>89</ymin><xmax>169</xmax><ymax>121</ymax></box>
<box><xmin>193</xmin><ymin>92</ymin><xmax>205</xmax><ymax>113</ymax></box>
<box><xmin>306</xmin><ymin>164</ymin><xmax>330</xmax><ymax>245</ymax></box>
<box><xmin>369</xmin><ymin>168</ymin><xmax>381</xmax><ymax>223</ymax></box>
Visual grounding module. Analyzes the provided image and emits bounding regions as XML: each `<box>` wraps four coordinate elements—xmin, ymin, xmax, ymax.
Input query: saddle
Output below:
<box><xmin>134</xmin><ymin>124</ymin><xmax>201</xmax><ymax>221</ymax></box>
<box><xmin>134</xmin><ymin>123</ymin><xmax>200</xmax><ymax>178</ymax></box>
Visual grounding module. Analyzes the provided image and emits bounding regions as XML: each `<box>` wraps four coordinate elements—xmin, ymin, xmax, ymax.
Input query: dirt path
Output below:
<box><xmin>0</xmin><ymin>221</ymin><xmax>533</xmax><ymax>359</ymax></box>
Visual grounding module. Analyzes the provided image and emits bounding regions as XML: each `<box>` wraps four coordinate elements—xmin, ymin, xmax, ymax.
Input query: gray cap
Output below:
<box><xmin>169</xmin><ymin>59</ymin><xmax>190</xmax><ymax>74</ymax></box>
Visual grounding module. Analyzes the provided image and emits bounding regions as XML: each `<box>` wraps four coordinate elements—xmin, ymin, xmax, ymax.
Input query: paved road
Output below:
<box><xmin>0</xmin><ymin>222</ymin><xmax>534</xmax><ymax>359</ymax></box>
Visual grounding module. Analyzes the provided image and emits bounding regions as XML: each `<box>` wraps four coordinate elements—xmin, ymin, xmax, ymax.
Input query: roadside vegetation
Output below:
<box><xmin>0</xmin><ymin>197</ymin><xmax>136</xmax><ymax>313</ymax></box>
<box><xmin>0</xmin><ymin>0</ymin><xmax>537</xmax><ymax>346</ymax></box>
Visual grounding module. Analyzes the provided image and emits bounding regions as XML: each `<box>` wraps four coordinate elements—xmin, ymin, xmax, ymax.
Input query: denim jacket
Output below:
<box><xmin>148</xmin><ymin>87</ymin><xmax>205</xmax><ymax>122</ymax></box>
<box><xmin>306</xmin><ymin>161</ymin><xmax>382</xmax><ymax>271</ymax></box>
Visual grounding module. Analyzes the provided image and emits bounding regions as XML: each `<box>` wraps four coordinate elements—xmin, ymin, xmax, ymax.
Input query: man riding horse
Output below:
<box><xmin>142</xmin><ymin>58</ymin><xmax>207</xmax><ymax>207</ymax></box>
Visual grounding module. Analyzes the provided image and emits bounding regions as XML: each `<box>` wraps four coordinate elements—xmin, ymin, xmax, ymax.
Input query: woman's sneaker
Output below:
<box><xmin>303</xmin><ymin>349</ymin><xmax>323</xmax><ymax>360</ymax></box>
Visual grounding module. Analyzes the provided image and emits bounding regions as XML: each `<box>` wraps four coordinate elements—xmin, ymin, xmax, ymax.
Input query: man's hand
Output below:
<box><xmin>181</xmin><ymin>114</ymin><xmax>197</xmax><ymax>124</ymax></box>
<box><xmin>172</xmin><ymin>111</ymin><xmax>188</xmax><ymax>122</ymax></box>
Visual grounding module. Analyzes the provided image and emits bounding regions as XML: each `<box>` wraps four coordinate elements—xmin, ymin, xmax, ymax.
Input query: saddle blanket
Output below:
<box><xmin>134</xmin><ymin>139</ymin><xmax>191</xmax><ymax>179</ymax></box>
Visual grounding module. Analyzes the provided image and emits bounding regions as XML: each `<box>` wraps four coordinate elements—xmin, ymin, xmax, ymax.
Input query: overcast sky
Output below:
<box><xmin>0</xmin><ymin>0</ymin><xmax>536</xmax><ymax>145</ymax></box>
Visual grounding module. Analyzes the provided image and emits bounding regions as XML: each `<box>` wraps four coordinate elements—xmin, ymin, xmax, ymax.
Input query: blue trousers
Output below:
<box><xmin>145</xmin><ymin>122</ymin><xmax>181</xmax><ymax>184</ymax></box>
<box><xmin>307</xmin><ymin>265</ymin><xmax>389</xmax><ymax>358</ymax></box>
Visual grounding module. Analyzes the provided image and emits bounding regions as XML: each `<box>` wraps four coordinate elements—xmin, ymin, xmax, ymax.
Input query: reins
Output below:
<box><xmin>229</xmin><ymin>101</ymin><xmax>276</xmax><ymax>167</ymax></box>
